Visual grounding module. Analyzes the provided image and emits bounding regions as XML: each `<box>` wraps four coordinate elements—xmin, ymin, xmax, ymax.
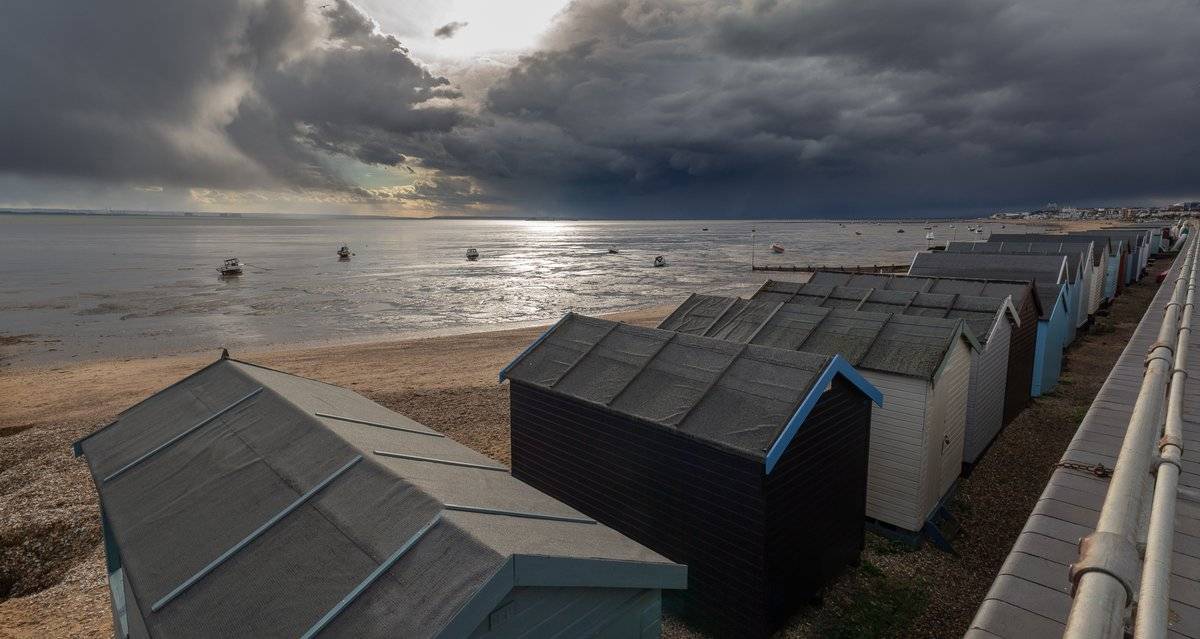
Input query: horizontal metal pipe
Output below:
<box><xmin>1134</xmin><ymin>225</ymin><xmax>1197</xmax><ymax>639</ymax></box>
<box><xmin>1064</xmin><ymin>226</ymin><xmax>1196</xmax><ymax>639</ymax></box>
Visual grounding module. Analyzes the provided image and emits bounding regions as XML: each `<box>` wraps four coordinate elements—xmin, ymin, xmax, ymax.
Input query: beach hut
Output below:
<box><xmin>947</xmin><ymin>240</ymin><xmax>1096</xmax><ymax>326</ymax></box>
<box><xmin>977</xmin><ymin>235</ymin><xmax>1109</xmax><ymax>311</ymax></box>
<box><xmin>74</xmin><ymin>356</ymin><xmax>685</xmax><ymax>639</ymax></box>
<box><xmin>986</xmin><ymin>233</ymin><xmax>1122</xmax><ymax>303</ymax></box>
<box><xmin>1110</xmin><ymin>225</ymin><xmax>1165</xmax><ymax>254</ymax></box>
<box><xmin>1077</xmin><ymin>229</ymin><xmax>1147</xmax><ymax>282</ymax></box>
<box><xmin>653</xmin><ymin>298</ymin><xmax>978</xmax><ymax>538</ymax></box>
<box><xmin>808</xmin><ymin>272</ymin><xmax>1042</xmax><ymax>423</ymax></box>
<box><xmin>908</xmin><ymin>252</ymin><xmax>1072</xmax><ymax>396</ymax></box>
<box><xmin>1062</xmin><ymin>234</ymin><xmax>1130</xmax><ymax>298</ymax></box>
<box><xmin>752</xmin><ymin>281</ymin><xmax>1021</xmax><ymax>467</ymax></box>
<box><xmin>500</xmin><ymin>314</ymin><xmax>881</xmax><ymax>638</ymax></box>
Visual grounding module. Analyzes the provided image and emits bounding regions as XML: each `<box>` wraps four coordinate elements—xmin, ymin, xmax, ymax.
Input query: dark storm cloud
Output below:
<box><xmin>0</xmin><ymin>0</ymin><xmax>460</xmax><ymax>192</ymax></box>
<box><xmin>0</xmin><ymin>0</ymin><xmax>1197</xmax><ymax>215</ymax></box>
<box><xmin>430</xmin><ymin>0</ymin><xmax>1200</xmax><ymax>216</ymax></box>
<box><xmin>434</xmin><ymin>21</ymin><xmax>469</xmax><ymax>39</ymax></box>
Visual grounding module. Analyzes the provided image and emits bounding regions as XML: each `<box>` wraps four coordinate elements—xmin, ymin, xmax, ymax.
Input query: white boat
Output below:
<box><xmin>771</xmin><ymin>243</ymin><xmax>785</xmax><ymax>254</ymax></box>
<box><xmin>466</xmin><ymin>248</ymin><xmax>479</xmax><ymax>261</ymax></box>
<box><xmin>975</xmin><ymin>228</ymin><xmax>984</xmax><ymax>234</ymax></box>
<box><xmin>653</xmin><ymin>255</ymin><xmax>667</xmax><ymax>267</ymax></box>
<box><xmin>925</xmin><ymin>232</ymin><xmax>936</xmax><ymax>240</ymax></box>
<box><xmin>217</xmin><ymin>257</ymin><xmax>243</xmax><ymax>277</ymax></box>
<box><xmin>337</xmin><ymin>245</ymin><xmax>352</xmax><ymax>259</ymax></box>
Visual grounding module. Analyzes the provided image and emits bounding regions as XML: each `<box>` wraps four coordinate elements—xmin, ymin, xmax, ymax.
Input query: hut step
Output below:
<box><xmin>922</xmin><ymin>505</ymin><xmax>961</xmax><ymax>554</ymax></box>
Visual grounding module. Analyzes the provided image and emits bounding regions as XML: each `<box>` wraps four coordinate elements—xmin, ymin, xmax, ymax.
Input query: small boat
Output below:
<box><xmin>771</xmin><ymin>243</ymin><xmax>785</xmax><ymax>254</ymax></box>
<box><xmin>975</xmin><ymin>228</ymin><xmax>984</xmax><ymax>234</ymax></box>
<box><xmin>466</xmin><ymin>248</ymin><xmax>479</xmax><ymax>261</ymax></box>
<box><xmin>896</xmin><ymin>229</ymin><xmax>905</xmax><ymax>233</ymax></box>
<box><xmin>653</xmin><ymin>255</ymin><xmax>668</xmax><ymax>268</ymax></box>
<box><xmin>923</xmin><ymin>226</ymin><xmax>932</xmax><ymax>230</ymax></box>
<box><xmin>949</xmin><ymin>224</ymin><xmax>956</xmax><ymax>229</ymax></box>
<box><xmin>337</xmin><ymin>245</ymin><xmax>352</xmax><ymax>259</ymax></box>
<box><xmin>217</xmin><ymin>257</ymin><xmax>243</xmax><ymax>277</ymax></box>
<box><xmin>925</xmin><ymin>232</ymin><xmax>936</xmax><ymax>240</ymax></box>
<box><xmin>702</xmin><ymin>227</ymin><xmax>709</xmax><ymax>231</ymax></box>
<box><xmin>608</xmin><ymin>248</ymin><xmax>619</xmax><ymax>254</ymax></box>
<box><xmin>854</xmin><ymin>231</ymin><xmax>862</xmax><ymax>236</ymax></box>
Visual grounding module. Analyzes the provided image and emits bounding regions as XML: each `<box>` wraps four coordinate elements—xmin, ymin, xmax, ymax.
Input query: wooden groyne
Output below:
<box><xmin>750</xmin><ymin>263</ymin><xmax>909</xmax><ymax>273</ymax></box>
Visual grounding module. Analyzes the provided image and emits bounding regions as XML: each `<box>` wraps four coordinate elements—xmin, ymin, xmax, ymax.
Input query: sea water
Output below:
<box><xmin>0</xmin><ymin>214</ymin><xmax>1037</xmax><ymax>364</ymax></box>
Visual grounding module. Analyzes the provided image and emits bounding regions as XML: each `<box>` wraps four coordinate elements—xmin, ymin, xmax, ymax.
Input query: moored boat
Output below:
<box><xmin>466</xmin><ymin>248</ymin><xmax>479</xmax><ymax>261</ymax></box>
<box><xmin>653</xmin><ymin>255</ymin><xmax>668</xmax><ymax>267</ymax></box>
<box><xmin>771</xmin><ymin>243</ymin><xmax>785</xmax><ymax>254</ymax></box>
<box><xmin>337</xmin><ymin>245</ymin><xmax>352</xmax><ymax>259</ymax></box>
<box><xmin>217</xmin><ymin>257</ymin><xmax>243</xmax><ymax>277</ymax></box>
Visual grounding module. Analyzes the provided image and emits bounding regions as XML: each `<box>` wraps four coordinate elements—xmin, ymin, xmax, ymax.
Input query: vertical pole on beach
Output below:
<box><xmin>751</xmin><ymin>227</ymin><xmax>756</xmax><ymax>270</ymax></box>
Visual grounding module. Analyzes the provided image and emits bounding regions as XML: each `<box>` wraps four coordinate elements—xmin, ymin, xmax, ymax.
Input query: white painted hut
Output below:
<box><xmin>658</xmin><ymin>296</ymin><xmax>980</xmax><ymax>535</ymax></box>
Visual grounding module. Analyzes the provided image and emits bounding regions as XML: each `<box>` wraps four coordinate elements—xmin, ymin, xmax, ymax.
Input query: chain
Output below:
<box><xmin>1055</xmin><ymin>460</ymin><xmax>1114</xmax><ymax>478</ymax></box>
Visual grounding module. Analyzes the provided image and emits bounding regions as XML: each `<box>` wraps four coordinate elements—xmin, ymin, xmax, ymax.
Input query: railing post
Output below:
<box><xmin>1063</xmin><ymin>224</ymin><xmax>1197</xmax><ymax>639</ymax></box>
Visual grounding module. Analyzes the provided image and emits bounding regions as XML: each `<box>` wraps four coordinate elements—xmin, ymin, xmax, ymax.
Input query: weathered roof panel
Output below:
<box><xmin>659</xmin><ymin>294</ymin><xmax>978</xmax><ymax>380</ymax></box>
<box><xmin>983</xmin><ymin>234</ymin><xmax>1107</xmax><ymax>265</ymax></box>
<box><xmin>753</xmin><ymin>281</ymin><xmax>1016</xmax><ymax>346</ymax></box>
<box><xmin>806</xmin><ymin>270</ymin><xmax>1046</xmax><ymax>321</ymax></box>
<box><xmin>76</xmin><ymin>358</ymin><xmax>683</xmax><ymax>639</ymax></box>
<box><xmin>947</xmin><ymin>241</ymin><xmax>1089</xmax><ymax>281</ymax></box>
<box><xmin>503</xmin><ymin>313</ymin><xmax>878</xmax><ymax>460</ymax></box>
<box><xmin>910</xmin><ymin>251</ymin><xmax>1068</xmax><ymax>284</ymax></box>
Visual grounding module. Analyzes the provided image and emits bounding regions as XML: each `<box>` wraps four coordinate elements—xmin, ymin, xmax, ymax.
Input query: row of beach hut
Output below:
<box><xmin>73</xmin><ymin>223</ymin><xmax>1181</xmax><ymax>639</ymax></box>
<box><xmin>497</xmin><ymin>223</ymin><xmax>1180</xmax><ymax>636</ymax></box>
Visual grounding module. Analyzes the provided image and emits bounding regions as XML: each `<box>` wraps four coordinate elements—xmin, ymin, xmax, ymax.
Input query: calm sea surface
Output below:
<box><xmin>0</xmin><ymin>215</ymin><xmax>1042</xmax><ymax>365</ymax></box>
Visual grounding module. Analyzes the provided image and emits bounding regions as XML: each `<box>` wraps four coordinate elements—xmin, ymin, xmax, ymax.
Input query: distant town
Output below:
<box><xmin>992</xmin><ymin>201</ymin><xmax>1200</xmax><ymax>221</ymax></box>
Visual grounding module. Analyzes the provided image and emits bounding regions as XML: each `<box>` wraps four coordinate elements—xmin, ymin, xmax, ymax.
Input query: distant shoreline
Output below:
<box><xmin>0</xmin><ymin>208</ymin><xmax>1008</xmax><ymax>222</ymax></box>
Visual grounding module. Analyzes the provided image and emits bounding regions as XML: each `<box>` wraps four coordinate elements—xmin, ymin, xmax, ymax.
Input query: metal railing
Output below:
<box><xmin>1063</xmin><ymin>223</ymin><xmax>1197</xmax><ymax>639</ymax></box>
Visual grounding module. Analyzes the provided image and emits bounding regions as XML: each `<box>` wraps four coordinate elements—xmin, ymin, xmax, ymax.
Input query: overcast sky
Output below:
<box><xmin>1</xmin><ymin>0</ymin><xmax>1197</xmax><ymax>218</ymax></box>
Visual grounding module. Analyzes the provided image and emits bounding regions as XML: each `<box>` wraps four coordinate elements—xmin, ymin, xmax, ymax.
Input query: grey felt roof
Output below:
<box><xmin>75</xmin><ymin>358</ymin><xmax>683</xmax><ymax>639</ymax></box>
<box><xmin>751</xmin><ymin>281</ymin><xmax>1017</xmax><ymax>346</ymax></box>
<box><xmin>658</xmin><ymin>294</ymin><xmax>979</xmax><ymax>380</ymax></box>
<box><xmin>501</xmin><ymin>313</ymin><xmax>861</xmax><ymax>460</ymax></box>
<box><xmin>1073</xmin><ymin>229</ymin><xmax>1146</xmax><ymax>248</ymax></box>
<box><xmin>967</xmin><ymin>244</ymin><xmax>1200</xmax><ymax>639</ymax></box>
<box><xmin>910</xmin><ymin>251</ymin><xmax>1068</xmax><ymax>284</ymax></box>
<box><xmin>807</xmin><ymin>271</ymin><xmax>1047</xmax><ymax>320</ymax></box>
<box><xmin>983</xmin><ymin>234</ymin><xmax>1107</xmax><ymax>265</ymax></box>
<box><xmin>908</xmin><ymin>252</ymin><xmax>1069</xmax><ymax>318</ymax></box>
<box><xmin>946</xmin><ymin>242</ymin><xmax>1087</xmax><ymax>283</ymax></box>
